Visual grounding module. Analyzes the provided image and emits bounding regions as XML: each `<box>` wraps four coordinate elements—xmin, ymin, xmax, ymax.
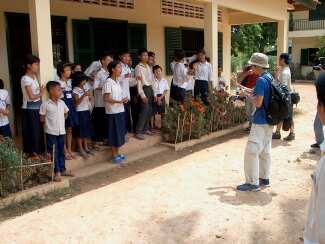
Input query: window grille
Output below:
<box><xmin>62</xmin><ymin>0</ymin><xmax>135</xmax><ymax>9</ymax></box>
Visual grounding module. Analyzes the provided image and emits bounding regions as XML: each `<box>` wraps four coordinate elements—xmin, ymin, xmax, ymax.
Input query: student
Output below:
<box><xmin>0</xmin><ymin>79</ymin><xmax>12</xmax><ymax>138</ymax></box>
<box><xmin>272</xmin><ymin>53</ymin><xmax>295</xmax><ymax>141</ymax></box>
<box><xmin>103</xmin><ymin>61</ymin><xmax>128</xmax><ymax>164</ymax></box>
<box><xmin>85</xmin><ymin>52</ymin><xmax>113</xmax><ymax>81</ymax></box>
<box><xmin>304</xmin><ymin>72</ymin><xmax>325</xmax><ymax>244</ymax></box>
<box><xmin>172</xmin><ymin>49</ymin><xmax>189</xmax><ymax>104</ymax></box>
<box><xmin>92</xmin><ymin>53</ymin><xmax>112</xmax><ymax>143</ymax></box>
<box><xmin>237</xmin><ymin>53</ymin><xmax>273</xmax><ymax>192</ymax></box>
<box><xmin>71</xmin><ymin>63</ymin><xmax>82</xmax><ymax>73</ymax></box>
<box><xmin>193</xmin><ymin>49</ymin><xmax>213</xmax><ymax>105</ymax></box>
<box><xmin>128</xmin><ymin>58</ymin><xmax>139</xmax><ymax>132</ymax></box>
<box><xmin>152</xmin><ymin>65</ymin><xmax>169</xmax><ymax>128</ymax></box>
<box><xmin>40</xmin><ymin>81</ymin><xmax>74</xmax><ymax>182</ymax></box>
<box><xmin>21</xmin><ymin>54</ymin><xmax>45</xmax><ymax>160</ymax></box>
<box><xmin>56</xmin><ymin>63</ymin><xmax>78</xmax><ymax>160</ymax></box>
<box><xmin>217</xmin><ymin>67</ymin><xmax>229</xmax><ymax>92</ymax></box>
<box><xmin>148</xmin><ymin>51</ymin><xmax>156</xmax><ymax>69</ymax></box>
<box><xmin>72</xmin><ymin>71</ymin><xmax>93</xmax><ymax>159</ymax></box>
<box><xmin>119</xmin><ymin>50</ymin><xmax>132</xmax><ymax>133</ymax></box>
<box><xmin>135</xmin><ymin>48</ymin><xmax>155</xmax><ymax>140</ymax></box>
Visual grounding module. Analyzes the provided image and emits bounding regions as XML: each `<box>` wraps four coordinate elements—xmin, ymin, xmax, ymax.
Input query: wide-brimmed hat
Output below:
<box><xmin>248</xmin><ymin>53</ymin><xmax>269</xmax><ymax>69</ymax></box>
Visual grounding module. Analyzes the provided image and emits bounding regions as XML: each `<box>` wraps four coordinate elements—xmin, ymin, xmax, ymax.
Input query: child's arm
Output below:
<box><xmin>0</xmin><ymin>105</ymin><xmax>10</xmax><ymax>116</ymax></box>
<box><xmin>25</xmin><ymin>85</ymin><xmax>45</xmax><ymax>100</ymax></box>
<box><xmin>39</xmin><ymin>103</ymin><xmax>46</xmax><ymax>123</ymax></box>
<box><xmin>73</xmin><ymin>92</ymin><xmax>88</xmax><ymax>106</ymax></box>
<box><xmin>103</xmin><ymin>93</ymin><xmax>123</xmax><ymax>104</ymax></box>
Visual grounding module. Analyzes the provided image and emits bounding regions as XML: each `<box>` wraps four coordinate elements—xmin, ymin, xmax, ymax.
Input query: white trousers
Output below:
<box><xmin>244</xmin><ymin>124</ymin><xmax>273</xmax><ymax>185</ymax></box>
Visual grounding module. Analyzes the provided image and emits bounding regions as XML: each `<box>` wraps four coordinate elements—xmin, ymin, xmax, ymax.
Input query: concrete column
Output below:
<box><xmin>277</xmin><ymin>19</ymin><xmax>288</xmax><ymax>58</ymax></box>
<box><xmin>29</xmin><ymin>0</ymin><xmax>53</xmax><ymax>85</ymax></box>
<box><xmin>204</xmin><ymin>1</ymin><xmax>218</xmax><ymax>80</ymax></box>
<box><xmin>222</xmin><ymin>9</ymin><xmax>231</xmax><ymax>85</ymax></box>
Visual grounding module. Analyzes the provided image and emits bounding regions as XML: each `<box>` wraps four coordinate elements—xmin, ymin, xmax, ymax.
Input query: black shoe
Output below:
<box><xmin>284</xmin><ymin>133</ymin><xmax>295</xmax><ymax>141</ymax></box>
<box><xmin>259</xmin><ymin>178</ymin><xmax>270</xmax><ymax>187</ymax></box>
<box><xmin>311</xmin><ymin>143</ymin><xmax>320</xmax><ymax>149</ymax></box>
<box><xmin>272</xmin><ymin>132</ymin><xmax>281</xmax><ymax>140</ymax></box>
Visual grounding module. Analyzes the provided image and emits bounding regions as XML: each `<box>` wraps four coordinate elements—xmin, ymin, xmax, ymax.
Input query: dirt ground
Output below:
<box><xmin>0</xmin><ymin>83</ymin><xmax>320</xmax><ymax>244</ymax></box>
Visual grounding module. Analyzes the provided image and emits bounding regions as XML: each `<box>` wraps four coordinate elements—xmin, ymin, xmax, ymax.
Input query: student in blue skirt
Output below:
<box><xmin>40</xmin><ymin>81</ymin><xmax>74</xmax><ymax>182</ymax></box>
<box><xmin>0</xmin><ymin>79</ymin><xmax>12</xmax><ymax>138</ymax></box>
<box><xmin>56</xmin><ymin>63</ymin><xmax>78</xmax><ymax>160</ymax></box>
<box><xmin>72</xmin><ymin>71</ymin><xmax>93</xmax><ymax>159</ymax></box>
<box><xmin>21</xmin><ymin>54</ymin><xmax>45</xmax><ymax>160</ymax></box>
<box><xmin>103</xmin><ymin>61</ymin><xmax>128</xmax><ymax>164</ymax></box>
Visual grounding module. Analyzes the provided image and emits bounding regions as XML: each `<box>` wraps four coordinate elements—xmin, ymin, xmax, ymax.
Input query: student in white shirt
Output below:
<box><xmin>193</xmin><ymin>49</ymin><xmax>213</xmax><ymax>105</ymax></box>
<box><xmin>152</xmin><ymin>65</ymin><xmax>170</xmax><ymax>129</ymax></box>
<box><xmin>72</xmin><ymin>72</ymin><xmax>93</xmax><ymax>159</ymax></box>
<box><xmin>128</xmin><ymin>58</ymin><xmax>139</xmax><ymax>132</ymax></box>
<box><xmin>92</xmin><ymin>53</ymin><xmax>112</xmax><ymax>143</ymax></box>
<box><xmin>71</xmin><ymin>63</ymin><xmax>82</xmax><ymax>73</ymax></box>
<box><xmin>217</xmin><ymin>66</ymin><xmax>229</xmax><ymax>92</ymax></box>
<box><xmin>119</xmin><ymin>50</ymin><xmax>132</xmax><ymax>132</ymax></box>
<box><xmin>172</xmin><ymin>49</ymin><xmax>189</xmax><ymax>104</ymax></box>
<box><xmin>103</xmin><ymin>61</ymin><xmax>128</xmax><ymax>164</ymax></box>
<box><xmin>0</xmin><ymin>79</ymin><xmax>11</xmax><ymax>138</ymax></box>
<box><xmin>148</xmin><ymin>51</ymin><xmax>156</xmax><ymax>69</ymax></box>
<box><xmin>304</xmin><ymin>73</ymin><xmax>325</xmax><ymax>244</ymax></box>
<box><xmin>134</xmin><ymin>48</ymin><xmax>155</xmax><ymax>140</ymax></box>
<box><xmin>40</xmin><ymin>81</ymin><xmax>74</xmax><ymax>182</ymax></box>
<box><xmin>272</xmin><ymin>53</ymin><xmax>295</xmax><ymax>141</ymax></box>
<box><xmin>56</xmin><ymin>63</ymin><xmax>78</xmax><ymax>160</ymax></box>
<box><xmin>21</xmin><ymin>54</ymin><xmax>45</xmax><ymax>160</ymax></box>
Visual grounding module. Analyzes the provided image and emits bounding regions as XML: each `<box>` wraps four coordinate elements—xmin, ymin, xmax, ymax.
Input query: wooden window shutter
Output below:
<box><xmin>300</xmin><ymin>49</ymin><xmax>309</xmax><ymax>65</ymax></box>
<box><xmin>127</xmin><ymin>23</ymin><xmax>147</xmax><ymax>67</ymax></box>
<box><xmin>218</xmin><ymin>32</ymin><xmax>223</xmax><ymax>69</ymax></box>
<box><xmin>72</xmin><ymin>19</ymin><xmax>95</xmax><ymax>69</ymax></box>
<box><xmin>165</xmin><ymin>27</ymin><xmax>182</xmax><ymax>75</ymax></box>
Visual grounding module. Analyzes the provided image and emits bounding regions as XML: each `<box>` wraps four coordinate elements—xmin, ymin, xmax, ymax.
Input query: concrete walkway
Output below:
<box><xmin>0</xmin><ymin>84</ymin><xmax>318</xmax><ymax>244</ymax></box>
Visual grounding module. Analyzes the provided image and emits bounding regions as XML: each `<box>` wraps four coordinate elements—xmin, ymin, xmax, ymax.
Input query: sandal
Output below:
<box><xmin>65</xmin><ymin>154</ymin><xmax>73</xmax><ymax>160</ymax></box>
<box><xmin>54</xmin><ymin>173</ymin><xmax>62</xmax><ymax>182</ymax></box>
<box><xmin>79</xmin><ymin>151</ymin><xmax>89</xmax><ymax>159</ymax></box>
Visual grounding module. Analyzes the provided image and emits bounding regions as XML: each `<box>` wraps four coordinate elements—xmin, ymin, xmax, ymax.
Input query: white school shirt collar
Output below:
<box><xmin>103</xmin><ymin>78</ymin><xmax>124</xmax><ymax>114</ymax></box>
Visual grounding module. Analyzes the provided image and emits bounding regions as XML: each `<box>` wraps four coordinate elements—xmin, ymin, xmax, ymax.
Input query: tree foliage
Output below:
<box><xmin>231</xmin><ymin>23</ymin><xmax>277</xmax><ymax>57</ymax></box>
<box><xmin>318</xmin><ymin>35</ymin><xmax>325</xmax><ymax>58</ymax></box>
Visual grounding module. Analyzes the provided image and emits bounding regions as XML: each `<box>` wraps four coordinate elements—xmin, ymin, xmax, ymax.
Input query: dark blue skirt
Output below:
<box><xmin>0</xmin><ymin>124</ymin><xmax>12</xmax><ymax>138</ymax></box>
<box><xmin>22</xmin><ymin>108</ymin><xmax>45</xmax><ymax>154</ymax></box>
<box><xmin>63</xmin><ymin>95</ymin><xmax>78</xmax><ymax>128</ymax></box>
<box><xmin>73</xmin><ymin>111</ymin><xmax>92</xmax><ymax>139</ymax></box>
<box><xmin>107</xmin><ymin>112</ymin><xmax>126</xmax><ymax>148</ymax></box>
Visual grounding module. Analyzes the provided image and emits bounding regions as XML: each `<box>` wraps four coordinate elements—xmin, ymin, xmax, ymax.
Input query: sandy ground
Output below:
<box><xmin>0</xmin><ymin>83</ymin><xmax>320</xmax><ymax>244</ymax></box>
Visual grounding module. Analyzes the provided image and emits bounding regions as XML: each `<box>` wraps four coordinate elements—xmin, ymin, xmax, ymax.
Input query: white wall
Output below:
<box><xmin>291</xmin><ymin>36</ymin><xmax>320</xmax><ymax>64</ymax></box>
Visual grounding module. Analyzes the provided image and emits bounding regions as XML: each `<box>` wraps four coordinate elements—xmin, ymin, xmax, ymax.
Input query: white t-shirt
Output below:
<box><xmin>194</xmin><ymin>61</ymin><xmax>213</xmax><ymax>81</ymax></box>
<box><xmin>40</xmin><ymin>99</ymin><xmax>69</xmax><ymax>136</ymax></box>
<box><xmin>119</xmin><ymin>62</ymin><xmax>132</xmax><ymax>100</ymax></box>
<box><xmin>279</xmin><ymin>66</ymin><xmax>292</xmax><ymax>92</ymax></box>
<box><xmin>186</xmin><ymin>76</ymin><xmax>195</xmax><ymax>92</ymax></box>
<box><xmin>84</xmin><ymin>60</ymin><xmax>102</xmax><ymax>79</ymax></box>
<box><xmin>72</xmin><ymin>87</ymin><xmax>90</xmax><ymax>112</ymax></box>
<box><xmin>153</xmin><ymin>78</ymin><xmax>170</xmax><ymax>97</ymax></box>
<box><xmin>93</xmin><ymin>68</ymin><xmax>109</xmax><ymax>108</ymax></box>
<box><xmin>173</xmin><ymin>62</ymin><xmax>188</xmax><ymax>89</ymax></box>
<box><xmin>21</xmin><ymin>75</ymin><xmax>40</xmax><ymax>109</ymax></box>
<box><xmin>0</xmin><ymin>89</ymin><xmax>10</xmax><ymax>127</ymax></box>
<box><xmin>102</xmin><ymin>78</ymin><xmax>125</xmax><ymax>115</ymax></box>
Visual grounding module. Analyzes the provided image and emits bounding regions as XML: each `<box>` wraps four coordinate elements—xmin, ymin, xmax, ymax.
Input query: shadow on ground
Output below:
<box><xmin>207</xmin><ymin>186</ymin><xmax>276</xmax><ymax>206</ymax></box>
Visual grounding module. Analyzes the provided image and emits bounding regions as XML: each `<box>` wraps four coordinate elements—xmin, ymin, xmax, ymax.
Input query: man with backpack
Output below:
<box><xmin>237</xmin><ymin>53</ymin><xmax>275</xmax><ymax>192</ymax></box>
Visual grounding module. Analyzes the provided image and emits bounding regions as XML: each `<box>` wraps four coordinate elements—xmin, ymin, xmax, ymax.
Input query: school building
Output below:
<box><xmin>289</xmin><ymin>0</ymin><xmax>325</xmax><ymax>76</ymax></box>
<box><xmin>0</xmin><ymin>0</ymin><xmax>308</xmax><ymax>136</ymax></box>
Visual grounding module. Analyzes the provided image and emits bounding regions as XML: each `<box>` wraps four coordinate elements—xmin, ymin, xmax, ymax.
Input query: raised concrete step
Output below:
<box><xmin>71</xmin><ymin>145</ymin><xmax>169</xmax><ymax>181</ymax></box>
<box><xmin>66</xmin><ymin>134</ymin><xmax>162</xmax><ymax>172</ymax></box>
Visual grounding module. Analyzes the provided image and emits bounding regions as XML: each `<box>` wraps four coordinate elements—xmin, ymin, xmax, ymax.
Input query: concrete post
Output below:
<box><xmin>29</xmin><ymin>0</ymin><xmax>54</xmax><ymax>85</ymax></box>
<box><xmin>204</xmin><ymin>1</ymin><xmax>218</xmax><ymax>81</ymax></box>
<box><xmin>222</xmin><ymin>9</ymin><xmax>232</xmax><ymax>85</ymax></box>
<box><xmin>277</xmin><ymin>19</ymin><xmax>289</xmax><ymax>59</ymax></box>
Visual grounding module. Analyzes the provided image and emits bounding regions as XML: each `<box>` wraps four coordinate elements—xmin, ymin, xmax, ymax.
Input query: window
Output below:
<box><xmin>309</xmin><ymin>0</ymin><xmax>325</xmax><ymax>21</ymax></box>
<box><xmin>63</xmin><ymin>0</ymin><xmax>135</xmax><ymax>9</ymax></box>
<box><xmin>165</xmin><ymin>27</ymin><xmax>223</xmax><ymax>75</ymax></box>
<box><xmin>301</xmin><ymin>48</ymin><xmax>319</xmax><ymax>66</ymax></box>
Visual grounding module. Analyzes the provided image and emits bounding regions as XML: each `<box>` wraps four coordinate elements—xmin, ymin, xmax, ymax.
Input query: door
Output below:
<box><xmin>128</xmin><ymin>23</ymin><xmax>147</xmax><ymax>67</ymax></box>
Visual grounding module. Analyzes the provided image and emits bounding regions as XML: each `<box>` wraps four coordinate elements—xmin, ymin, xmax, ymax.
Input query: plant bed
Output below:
<box><xmin>161</xmin><ymin>91</ymin><xmax>248</xmax><ymax>151</ymax></box>
<box><xmin>0</xmin><ymin>138</ymin><xmax>55</xmax><ymax>198</ymax></box>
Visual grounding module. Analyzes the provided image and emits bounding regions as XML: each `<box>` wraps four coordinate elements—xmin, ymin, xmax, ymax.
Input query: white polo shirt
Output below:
<box><xmin>84</xmin><ymin>60</ymin><xmax>102</xmax><ymax>79</ymax></box>
<box><xmin>72</xmin><ymin>87</ymin><xmax>90</xmax><ymax>112</ymax></box>
<box><xmin>40</xmin><ymin>99</ymin><xmax>69</xmax><ymax>136</ymax></box>
<box><xmin>194</xmin><ymin>61</ymin><xmax>213</xmax><ymax>81</ymax></box>
<box><xmin>173</xmin><ymin>62</ymin><xmax>188</xmax><ymax>89</ymax></box>
<box><xmin>58</xmin><ymin>79</ymin><xmax>72</xmax><ymax>99</ymax></box>
<box><xmin>0</xmin><ymin>89</ymin><xmax>10</xmax><ymax>127</ymax></box>
<box><xmin>94</xmin><ymin>68</ymin><xmax>109</xmax><ymax>108</ymax></box>
<box><xmin>119</xmin><ymin>62</ymin><xmax>132</xmax><ymax>100</ymax></box>
<box><xmin>21</xmin><ymin>75</ymin><xmax>41</xmax><ymax>109</ymax></box>
<box><xmin>102</xmin><ymin>78</ymin><xmax>125</xmax><ymax>115</ymax></box>
<box><xmin>135</xmin><ymin>63</ymin><xmax>154</xmax><ymax>99</ymax></box>
<box><xmin>153</xmin><ymin>78</ymin><xmax>170</xmax><ymax>97</ymax></box>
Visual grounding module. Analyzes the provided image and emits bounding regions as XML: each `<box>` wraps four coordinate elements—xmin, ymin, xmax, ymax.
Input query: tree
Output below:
<box><xmin>318</xmin><ymin>35</ymin><xmax>325</xmax><ymax>57</ymax></box>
